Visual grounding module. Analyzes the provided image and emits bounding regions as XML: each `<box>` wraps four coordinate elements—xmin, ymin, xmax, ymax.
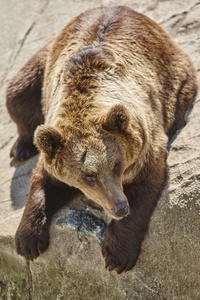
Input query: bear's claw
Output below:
<box><xmin>103</xmin><ymin>248</ymin><xmax>137</xmax><ymax>274</ymax></box>
<box><xmin>102</xmin><ymin>225</ymin><xmax>140</xmax><ymax>273</ymax></box>
<box><xmin>15</xmin><ymin>223</ymin><xmax>49</xmax><ymax>261</ymax></box>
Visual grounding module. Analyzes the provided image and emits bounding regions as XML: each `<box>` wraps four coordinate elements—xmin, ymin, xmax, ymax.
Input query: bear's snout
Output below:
<box><xmin>111</xmin><ymin>201</ymin><xmax>130</xmax><ymax>218</ymax></box>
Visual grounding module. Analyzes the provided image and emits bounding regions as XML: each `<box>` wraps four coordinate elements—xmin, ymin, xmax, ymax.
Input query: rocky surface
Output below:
<box><xmin>0</xmin><ymin>0</ymin><xmax>200</xmax><ymax>299</ymax></box>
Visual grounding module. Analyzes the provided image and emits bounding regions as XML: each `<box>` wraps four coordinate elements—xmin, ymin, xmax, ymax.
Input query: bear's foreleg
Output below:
<box><xmin>6</xmin><ymin>43</ymin><xmax>51</xmax><ymax>162</ymax></box>
<box><xmin>102</xmin><ymin>161</ymin><xmax>167</xmax><ymax>274</ymax></box>
<box><xmin>15</xmin><ymin>164</ymin><xmax>80</xmax><ymax>260</ymax></box>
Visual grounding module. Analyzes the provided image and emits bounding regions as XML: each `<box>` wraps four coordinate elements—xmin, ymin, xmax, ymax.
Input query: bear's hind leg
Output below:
<box><xmin>167</xmin><ymin>65</ymin><xmax>198</xmax><ymax>143</ymax></box>
<box><xmin>6</xmin><ymin>44</ymin><xmax>50</xmax><ymax>162</ymax></box>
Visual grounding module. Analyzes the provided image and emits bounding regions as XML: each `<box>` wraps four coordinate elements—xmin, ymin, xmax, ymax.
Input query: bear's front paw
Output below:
<box><xmin>15</xmin><ymin>222</ymin><xmax>49</xmax><ymax>261</ymax></box>
<box><xmin>10</xmin><ymin>137</ymin><xmax>38</xmax><ymax>162</ymax></box>
<box><xmin>102</xmin><ymin>229</ymin><xmax>140</xmax><ymax>274</ymax></box>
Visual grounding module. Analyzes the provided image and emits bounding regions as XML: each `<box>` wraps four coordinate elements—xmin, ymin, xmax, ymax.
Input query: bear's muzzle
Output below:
<box><xmin>111</xmin><ymin>201</ymin><xmax>130</xmax><ymax>218</ymax></box>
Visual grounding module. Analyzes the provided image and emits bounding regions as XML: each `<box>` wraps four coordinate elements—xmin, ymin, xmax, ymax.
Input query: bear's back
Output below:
<box><xmin>43</xmin><ymin>6</ymin><xmax>197</xmax><ymax>134</ymax></box>
<box><xmin>48</xmin><ymin>6</ymin><xmax>179</xmax><ymax>72</ymax></box>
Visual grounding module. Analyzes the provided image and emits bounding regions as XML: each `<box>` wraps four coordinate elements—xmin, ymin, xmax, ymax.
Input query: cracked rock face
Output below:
<box><xmin>0</xmin><ymin>1</ymin><xmax>200</xmax><ymax>299</ymax></box>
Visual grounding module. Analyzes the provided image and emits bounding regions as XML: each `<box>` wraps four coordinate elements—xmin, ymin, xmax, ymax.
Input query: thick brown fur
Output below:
<box><xmin>7</xmin><ymin>6</ymin><xmax>198</xmax><ymax>273</ymax></box>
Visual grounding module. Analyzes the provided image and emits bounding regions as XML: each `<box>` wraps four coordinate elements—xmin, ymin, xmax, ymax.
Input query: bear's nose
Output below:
<box><xmin>111</xmin><ymin>202</ymin><xmax>129</xmax><ymax>218</ymax></box>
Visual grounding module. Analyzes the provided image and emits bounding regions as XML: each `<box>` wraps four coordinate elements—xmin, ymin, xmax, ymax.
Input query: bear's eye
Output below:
<box><xmin>114</xmin><ymin>162</ymin><xmax>121</xmax><ymax>175</ymax></box>
<box><xmin>85</xmin><ymin>174</ymin><xmax>97</xmax><ymax>185</ymax></box>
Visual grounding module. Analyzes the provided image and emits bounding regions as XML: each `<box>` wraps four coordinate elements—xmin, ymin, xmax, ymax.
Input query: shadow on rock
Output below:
<box><xmin>10</xmin><ymin>155</ymin><xmax>39</xmax><ymax>209</ymax></box>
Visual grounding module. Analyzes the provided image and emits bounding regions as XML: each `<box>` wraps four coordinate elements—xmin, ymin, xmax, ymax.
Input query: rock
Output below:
<box><xmin>0</xmin><ymin>0</ymin><xmax>199</xmax><ymax>299</ymax></box>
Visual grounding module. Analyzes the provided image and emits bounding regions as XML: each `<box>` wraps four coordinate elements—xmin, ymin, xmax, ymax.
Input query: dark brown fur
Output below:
<box><xmin>7</xmin><ymin>6</ymin><xmax>198</xmax><ymax>273</ymax></box>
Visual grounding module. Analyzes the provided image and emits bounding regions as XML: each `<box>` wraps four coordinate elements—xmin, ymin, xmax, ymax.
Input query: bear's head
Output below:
<box><xmin>34</xmin><ymin>105</ymin><xmax>146</xmax><ymax>220</ymax></box>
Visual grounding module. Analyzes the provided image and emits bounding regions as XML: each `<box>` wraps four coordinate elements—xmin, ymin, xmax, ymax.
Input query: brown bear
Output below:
<box><xmin>6</xmin><ymin>6</ymin><xmax>197</xmax><ymax>274</ymax></box>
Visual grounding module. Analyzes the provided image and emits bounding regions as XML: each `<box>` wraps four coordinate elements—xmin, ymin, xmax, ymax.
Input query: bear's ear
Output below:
<box><xmin>34</xmin><ymin>125</ymin><xmax>64</xmax><ymax>159</ymax></box>
<box><xmin>102</xmin><ymin>104</ymin><xmax>131</xmax><ymax>135</ymax></box>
